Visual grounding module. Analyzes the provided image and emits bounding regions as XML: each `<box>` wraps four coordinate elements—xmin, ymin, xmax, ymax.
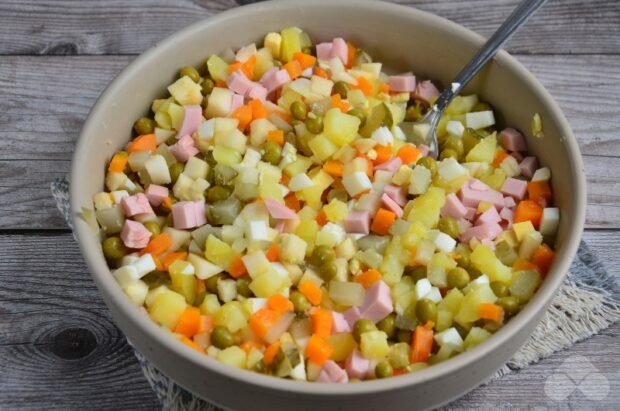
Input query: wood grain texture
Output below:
<box><xmin>0</xmin><ymin>54</ymin><xmax>619</xmax><ymax>229</ymax></box>
<box><xmin>0</xmin><ymin>231</ymin><xmax>617</xmax><ymax>410</ymax></box>
<box><xmin>1</xmin><ymin>0</ymin><xmax>619</xmax><ymax>55</ymax></box>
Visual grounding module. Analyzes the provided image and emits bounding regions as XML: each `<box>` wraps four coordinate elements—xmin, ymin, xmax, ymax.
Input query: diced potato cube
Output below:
<box><xmin>409</xmin><ymin>165</ymin><xmax>431</xmax><ymax>195</ymax></box>
<box><xmin>264</xmin><ymin>32</ymin><xmax>282</xmax><ymax>59</ymax></box>
<box><xmin>512</xmin><ymin>221</ymin><xmax>535</xmax><ymax>242</ymax></box>
<box><xmin>280</xmin><ymin>234</ymin><xmax>307</xmax><ymax>264</ymax></box>
<box><xmin>510</xmin><ymin>270</ymin><xmax>542</xmax><ymax>303</ymax></box>
<box><xmin>328</xmin><ymin>333</ymin><xmax>357</xmax><ymax>361</ymax></box>
<box><xmin>519</xmin><ymin>230</ymin><xmax>543</xmax><ymax>260</ymax></box>
<box><xmin>323</xmin><ymin>108</ymin><xmax>361</xmax><ymax>147</ymax></box>
<box><xmin>465</xmin><ymin>133</ymin><xmax>497</xmax><ymax>163</ymax></box>
<box><xmin>215</xmin><ymin>301</ymin><xmax>249</xmax><ymax>333</ymax></box>
<box><xmin>242</xmin><ymin>250</ymin><xmax>272</xmax><ymax>278</ymax></box>
<box><xmin>360</xmin><ymin>330</ymin><xmax>390</xmax><ymax>360</ymax></box>
<box><xmin>123</xmin><ymin>280</ymin><xmax>149</xmax><ymax>306</ymax></box>
<box><xmin>217</xmin><ymin>346</ymin><xmax>247</xmax><ymax>369</ymax></box>
<box><xmin>168</xmin><ymin>76</ymin><xmax>202</xmax><ymax>106</ymax></box>
<box><xmin>308</xmin><ymin>134</ymin><xmax>339</xmax><ymax>162</ymax></box>
<box><xmin>463</xmin><ymin>327</ymin><xmax>492</xmax><ymax>350</ymax></box>
<box><xmin>169</xmin><ymin>260</ymin><xmax>198</xmax><ymax>304</ymax></box>
<box><xmin>207</xmin><ymin>54</ymin><xmax>229</xmax><ymax>82</ymax></box>
<box><xmin>183</xmin><ymin>156</ymin><xmax>208</xmax><ymax>180</ymax></box>
<box><xmin>249</xmin><ymin>269</ymin><xmax>291</xmax><ymax>298</ymax></box>
<box><xmin>454</xmin><ymin>284</ymin><xmax>497</xmax><ymax>325</ymax></box>
<box><xmin>200</xmin><ymin>294</ymin><xmax>221</xmax><ymax>316</ymax></box>
<box><xmin>149</xmin><ymin>289</ymin><xmax>187</xmax><ymax>329</ymax></box>
<box><xmin>470</xmin><ymin>245</ymin><xmax>512</xmax><ymax>284</ymax></box>
<box><xmin>540</xmin><ymin>208</ymin><xmax>560</xmax><ymax>236</ymax></box>
<box><xmin>205</xmin><ymin>235</ymin><xmax>237</xmax><ymax>269</ymax></box>
<box><xmin>406</xmin><ymin>187</ymin><xmax>446</xmax><ymax>228</ymax></box>
<box><xmin>205</xmin><ymin>87</ymin><xmax>234</xmax><ymax>118</ymax></box>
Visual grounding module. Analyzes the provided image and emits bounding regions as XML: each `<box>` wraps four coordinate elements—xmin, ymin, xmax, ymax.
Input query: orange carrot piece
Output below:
<box><xmin>266</xmin><ymin>129</ymin><xmax>285</xmax><ymax>146</ymax></box>
<box><xmin>241</xmin><ymin>55</ymin><xmax>256</xmax><ymax>80</ymax></box>
<box><xmin>373</xmin><ymin>144</ymin><xmax>392</xmax><ymax>165</ymax></box>
<box><xmin>140</xmin><ymin>232</ymin><xmax>172</xmax><ymax>256</ymax></box>
<box><xmin>346</xmin><ymin>42</ymin><xmax>356</xmax><ymax>69</ymax></box>
<box><xmin>293</xmin><ymin>52</ymin><xmax>317</xmax><ymax>69</ymax></box>
<box><xmin>263</xmin><ymin>341</ymin><xmax>281</xmax><ymax>365</ymax></box>
<box><xmin>397</xmin><ymin>144</ymin><xmax>421</xmax><ymax>165</ymax></box>
<box><xmin>410</xmin><ymin>325</ymin><xmax>434</xmax><ymax>363</ymax></box>
<box><xmin>330</xmin><ymin>93</ymin><xmax>351</xmax><ymax>112</ymax></box>
<box><xmin>531</xmin><ymin>244</ymin><xmax>555</xmax><ymax>275</ymax></box>
<box><xmin>354</xmin><ymin>269</ymin><xmax>382</xmax><ymax>288</ymax></box>
<box><xmin>378</xmin><ymin>83</ymin><xmax>390</xmax><ymax>94</ymax></box>
<box><xmin>513</xmin><ymin>258</ymin><xmax>539</xmax><ymax>272</ymax></box>
<box><xmin>197</xmin><ymin>315</ymin><xmax>214</xmax><ymax>334</ymax></box>
<box><xmin>215</xmin><ymin>79</ymin><xmax>227</xmax><ymax>88</ymax></box>
<box><xmin>527</xmin><ymin>180</ymin><xmax>553</xmax><ymax>207</ymax></box>
<box><xmin>266</xmin><ymin>244</ymin><xmax>280</xmax><ymax>262</ymax></box>
<box><xmin>127</xmin><ymin>134</ymin><xmax>157</xmax><ymax>153</ymax></box>
<box><xmin>108</xmin><ymin>152</ymin><xmax>128</xmax><ymax>173</ymax></box>
<box><xmin>249</xmin><ymin>308</ymin><xmax>282</xmax><ymax>340</ymax></box>
<box><xmin>514</xmin><ymin>200</ymin><xmax>543</xmax><ymax>228</ymax></box>
<box><xmin>491</xmin><ymin>150</ymin><xmax>509</xmax><ymax>168</ymax></box>
<box><xmin>227</xmin><ymin>255</ymin><xmax>248</xmax><ymax>279</ymax></box>
<box><xmin>323</xmin><ymin>160</ymin><xmax>344</xmax><ymax>177</ymax></box>
<box><xmin>371</xmin><ymin>208</ymin><xmax>397</xmax><ymax>236</ymax></box>
<box><xmin>353</xmin><ymin>76</ymin><xmax>374</xmax><ymax>96</ymax></box>
<box><xmin>298</xmin><ymin>279</ymin><xmax>322</xmax><ymax>306</ymax></box>
<box><xmin>249</xmin><ymin>99</ymin><xmax>268</xmax><ymax>119</ymax></box>
<box><xmin>180</xmin><ymin>336</ymin><xmax>205</xmax><ymax>353</ymax></box>
<box><xmin>284</xmin><ymin>193</ymin><xmax>301</xmax><ymax>212</ymax></box>
<box><xmin>228</xmin><ymin>61</ymin><xmax>242</xmax><ymax>73</ymax></box>
<box><xmin>162</xmin><ymin>251</ymin><xmax>188</xmax><ymax>271</ymax></box>
<box><xmin>305</xmin><ymin>335</ymin><xmax>333</xmax><ymax>366</ymax></box>
<box><xmin>316</xmin><ymin>209</ymin><xmax>328</xmax><ymax>227</ymax></box>
<box><xmin>479</xmin><ymin>303</ymin><xmax>504</xmax><ymax>323</ymax></box>
<box><xmin>174</xmin><ymin>306</ymin><xmax>201</xmax><ymax>337</ymax></box>
<box><xmin>314</xmin><ymin>66</ymin><xmax>329</xmax><ymax>79</ymax></box>
<box><xmin>162</xmin><ymin>197</ymin><xmax>173</xmax><ymax>210</ymax></box>
<box><xmin>283</xmin><ymin>60</ymin><xmax>303</xmax><ymax>80</ymax></box>
<box><xmin>231</xmin><ymin>104</ymin><xmax>253</xmax><ymax>131</ymax></box>
<box><xmin>311</xmin><ymin>308</ymin><xmax>333</xmax><ymax>339</ymax></box>
<box><xmin>153</xmin><ymin>255</ymin><xmax>165</xmax><ymax>271</ymax></box>
<box><xmin>267</xmin><ymin>294</ymin><xmax>294</xmax><ymax>315</ymax></box>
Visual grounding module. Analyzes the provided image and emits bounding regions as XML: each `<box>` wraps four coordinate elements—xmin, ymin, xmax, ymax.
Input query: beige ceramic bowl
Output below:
<box><xmin>71</xmin><ymin>1</ymin><xmax>586</xmax><ymax>409</ymax></box>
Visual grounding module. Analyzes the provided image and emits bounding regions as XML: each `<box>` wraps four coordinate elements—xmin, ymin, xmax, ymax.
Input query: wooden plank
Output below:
<box><xmin>0</xmin><ymin>230</ymin><xmax>617</xmax><ymax>409</ymax></box>
<box><xmin>0</xmin><ymin>0</ymin><xmax>618</xmax><ymax>56</ymax></box>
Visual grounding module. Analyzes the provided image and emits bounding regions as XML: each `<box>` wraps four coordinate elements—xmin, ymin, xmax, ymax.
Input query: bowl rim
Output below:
<box><xmin>71</xmin><ymin>0</ymin><xmax>586</xmax><ymax>397</ymax></box>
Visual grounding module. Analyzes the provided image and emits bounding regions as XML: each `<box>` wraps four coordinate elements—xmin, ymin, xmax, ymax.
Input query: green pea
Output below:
<box><xmin>211</xmin><ymin>326</ymin><xmax>234</xmax><ymax>349</ymax></box>
<box><xmin>290</xmin><ymin>291</ymin><xmax>311</xmax><ymax>313</ymax></box>
<box><xmin>348</xmin><ymin>108</ymin><xmax>366</xmax><ymax>126</ymax></box>
<box><xmin>472</xmin><ymin>102</ymin><xmax>492</xmax><ymax>112</ymax></box>
<box><xmin>133</xmin><ymin>117</ymin><xmax>156</xmax><ymax>136</ymax></box>
<box><xmin>318</xmin><ymin>261</ymin><xmax>338</xmax><ymax>282</ymax></box>
<box><xmin>468</xmin><ymin>267</ymin><xmax>483</xmax><ymax>280</ymax></box>
<box><xmin>353</xmin><ymin>319</ymin><xmax>377</xmax><ymax>343</ymax></box>
<box><xmin>416</xmin><ymin>156</ymin><xmax>437</xmax><ymax>176</ymax></box>
<box><xmin>377</xmin><ymin>313</ymin><xmax>396</xmax><ymax>339</ymax></box>
<box><xmin>201</xmin><ymin>78</ymin><xmax>215</xmax><ymax>95</ymax></box>
<box><xmin>206</xmin><ymin>185</ymin><xmax>232</xmax><ymax>203</ymax></box>
<box><xmin>375</xmin><ymin>361</ymin><xmax>394</xmax><ymax>379</ymax></box>
<box><xmin>396</xmin><ymin>329</ymin><xmax>412</xmax><ymax>343</ymax></box>
<box><xmin>169</xmin><ymin>163</ymin><xmax>185</xmax><ymax>184</ymax></box>
<box><xmin>204</xmin><ymin>151</ymin><xmax>217</xmax><ymax>167</ymax></box>
<box><xmin>443</xmin><ymin>136</ymin><xmax>464</xmax><ymax>157</ymax></box>
<box><xmin>179</xmin><ymin>66</ymin><xmax>201</xmax><ymax>83</ymax></box>
<box><xmin>206</xmin><ymin>274</ymin><xmax>222</xmax><ymax>294</ymax></box>
<box><xmin>295</xmin><ymin>133</ymin><xmax>314</xmax><ymax>156</ymax></box>
<box><xmin>236</xmin><ymin>277</ymin><xmax>253</xmax><ymax>298</ymax></box>
<box><xmin>327</xmin><ymin>188</ymin><xmax>348</xmax><ymax>203</ymax></box>
<box><xmin>447</xmin><ymin>267</ymin><xmax>470</xmax><ymax>289</ymax></box>
<box><xmin>201</xmin><ymin>96</ymin><xmax>209</xmax><ymax>110</ymax></box>
<box><xmin>262</xmin><ymin>141</ymin><xmax>282</xmax><ymax>166</ymax></box>
<box><xmin>333</xmin><ymin>81</ymin><xmax>350</xmax><ymax>99</ymax></box>
<box><xmin>454</xmin><ymin>322</ymin><xmax>470</xmax><ymax>339</ymax></box>
<box><xmin>285</xmin><ymin>131</ymin><xmax>297</xmax><ymax>146</ymax></box>
<box><xmin>305</xmin><ymin>114</ymin><xmax>323</xmax><ymax>134</ymax></box>
<box><xmin>310</xmin><ymin>245</ymin><xmax>335</xmax><ymax>267</ymax></box>
<box><xmin>498</xmin><ymin>296</ymin><xmax>520</xmax><ymax>316</ymax></box>
<box><xmin>102</xmin><ymin>236</ymin><xmax>128</xmax><ymax>260</ymax></box>
<box><xmin>490</xmin><ymin>281</ymin><xmax>509</xmax><ymax>298</ymax></box>
<box><xmin>404</xmin><ymin>266</ymin><xmax>427</xmax><ymax>282</ymax></box>
<box><xmin>290</xmin><ymin>101</ymin><xmax>307</xmax><ymax>120</ymax></box>
<box><xmin>455</xmin><ymin>245</ymin><xmax>471</xmax><ymax>269</ymax></box>
<box><xmin>143</xmin><ymin>221</ymin><xmax>161</xmax><ymax>238</ymax></box>
<box><xmin>439</xmin><ymin>148</ymin><xmax>458</xmax><ymax>160</ymax></box>
<box><xmin>213</xmin><ymin>164</ymin><xmax>238</xmax><ymax>186</ymax></box>
<box><xmin>437</xmin><ymin>216</ymin><xmax>459</xmax><ymax>239</ymax></box>
<box><xmin>415</xmin><ymin>299</ymin><xmax>437</xmax><ymax>324</ymax></box>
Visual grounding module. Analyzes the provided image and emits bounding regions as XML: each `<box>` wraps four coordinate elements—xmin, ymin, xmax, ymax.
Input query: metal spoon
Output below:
<box><xmin>400</xmin><ymin>0</ymin><xmax>547</xmax><ymax>158</ymax></box>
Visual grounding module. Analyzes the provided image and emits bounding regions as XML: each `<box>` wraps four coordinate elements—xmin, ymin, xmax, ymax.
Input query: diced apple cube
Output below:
<box><xmin>446</xmin><ymin>120</ymin><xmax>465</xmax><ymax>137</ymax></box>
<box><xmin>465</xmin><ymin>110</ymin><xmax>495</xmax><ymax>130</ymax></box>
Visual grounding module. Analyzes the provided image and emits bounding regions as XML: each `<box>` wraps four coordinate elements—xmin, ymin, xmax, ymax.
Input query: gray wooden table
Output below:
<box><xmin>1</xmin><ymin>0</ymin><xmax>618</xmax><ymax>409</ymax></box>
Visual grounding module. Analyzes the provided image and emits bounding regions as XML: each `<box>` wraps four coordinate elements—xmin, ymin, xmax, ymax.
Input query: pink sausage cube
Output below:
<box><xmin>519</xmin><ymin>156</ymin><xmax>539</xmax><ymax>179</ymax></box>
<box><xmin>464</xmin><ymin>207</ymin><xmax>477</xmax><ymax>221</ymax></box>
<box><xmin>346</xmin><ymin>349</ymin><xmax>370</xmax><ymax>379</ymax></box>
<box><xmin>412</xmin><ymin>80</ymin><xmax>439</xmax><ymax>104</ymax></box>
<box><xmin>259</xmin><ymin>67</ymin><xmax>278</xmax><ymax>83</ymax></box>
<box><xmin>381</xmin><ymin>193</ymin><xmax>403</xmax><ymax>218</ymax></box>
<box><xmin>193</xmin><ymin>200</ymin><xmax>206</xmax><ymax>227</ymax></box>
<box><xmin>457</xmin><ymin>218</ymin><xmax>472</xmax><ymax>233</ymax></box>
<box><xmin>229</xmin><ymin>93</ymin><xmax>245</xmax><ymax>114</ymax></box>
<box><xmin>476</xmin><ymin>206</ymin><xmax>501</xmax><ymax>226</ymax></box>
<box><xmin>504</xmin><ymin>196</ymin><xmax>516</xmax><ymax>208</ymax></box>
<box><xmin>170</xmin><ymin>134</ymin><xmax>199</xmax><ymax>163</ymax></box>
<box><xmin>331</xmin><ymin>311</ymin><xmax>351</xmax><ymax>334</ymax></box>
<box><xmin>374</xmin><ymin>157</ymin><xmax>403</xmax><ymax>173</ymax></box>
<box><xmin>344</xmin><ymin>211</ymin><xmax>371</xmax><ymax>234</ymax></box>
<box><xmin>145</xmin><ymin>184</ymin><xmax>169</xmax><ymax>207</ymax></box>
<box><xmin>459</xmin><ymin>179</ymin><xmax>504</xmax><ymax>209</ymax></box>
<box><xmin>330</xmin><ymin>38</ymin><xmax>348</xmax><ymax>65</ymax></box>
<box><xmin>261</xmin><ymin>69</ymin><xmax>291</xmax><ymax>94</ymax></box>
<box><xmin>317</xmin><ymin>360</ymin><xmax>348</xmax><ymax>383</ymax></box>
<box><xmin>176</xmin><ymin>105</ymin><xmax>202</xmax><ymax>140</ymax></box>
<box><xmin>121</xmin><ymin>193</ymin><xmax>154</xmax><ymax>217</ymax></box>
<box><xmin>172</xmin><ymin>200</ymin><xmax>205</xmax><ymax>230</ymax></box>
<box><xmin>510</xmin><ymin>151</ymin><xmax>524</xmax><ymax>162</ymax></box>
<box><xmin>501</xmin><ymin>177</ymin><xmax>528</xmax><ymax>200</ymax></box>
<box><xmin>246</xmin><ymin>83</ymin><xmax>268</xmax><ymax>102</ymax></box>
<box><xmin>500</xmin><ymin>128</ymin><xmax>527</xmax><ymax>152</ymax></box>
<box><xmin>441</xmin><ymin>193</ymin><xmax>468</xmax><ymax>220</ymax></box>
<box><xmin>264</xmin><ymin>199</ymin><xmax>298</xmax><ymax>220</ymax></box>
<box><xmin>120</xmin><ymin>220</ymin><xmax>151</xmax><ymax>249</ymax></box>
<box><xmin>384</xmin><ymin>184</ymin><xmax>407</xmax><ymax>207</ymax></box>
<box><xmin>500</xmin><ymin>207</ymin><xmax>514</xmax><ymax>222</ymax></box>
<box><xmin>226</xmin><ymin>70</ymin><xmax>254</xmax><ymax>96</ymax></box>
<box><xmin>459</xmin><ymin>222</ymin><xmax>503</xmax><ymax>242</ymax></box>
<box><xmin>343</xmin><ymin>307</ymin><xmax>362</xmax><ymax>329</ymax></box>
<box><xmin>316</xmin><ymin>42</ymin><xmax>333</xmax><ymax>61</ymax></box>
<box><xmin>389</xmin><ymin>75</ymin><xmax>416</xmax><ymax>93</ymax></box>
<box><xmin>360</xmin><ymin>280</ymin><xmax>393</xmax><ymax>323</ymax></box>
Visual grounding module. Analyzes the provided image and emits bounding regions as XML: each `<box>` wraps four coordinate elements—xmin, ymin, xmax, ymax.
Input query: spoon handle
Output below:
<box><xmin>433</xmin><ymin>0</ymin><xmax>547</xmax><ymax>112</ymax></box>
